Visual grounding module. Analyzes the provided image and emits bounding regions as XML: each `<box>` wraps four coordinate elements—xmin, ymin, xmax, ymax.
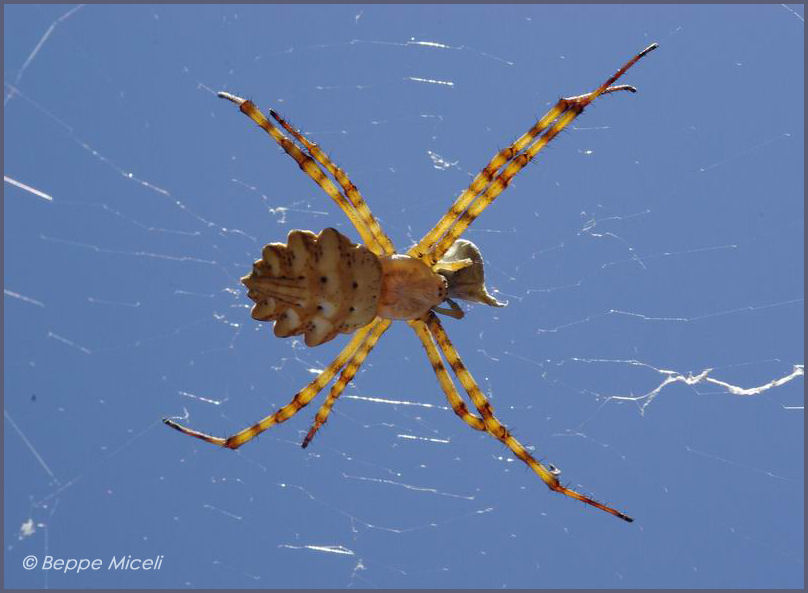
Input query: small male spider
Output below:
<box><xmin>165</xmin><ymin>43</ymin><xmax>658</xmax><ymax>522</ymax></box>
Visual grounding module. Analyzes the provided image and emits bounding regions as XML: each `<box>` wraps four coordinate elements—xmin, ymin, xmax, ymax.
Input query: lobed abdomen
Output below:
<box><xmin>242</xmin><ymin>228</ymin><xmax>383</xmax><ymax>346</ymax></box>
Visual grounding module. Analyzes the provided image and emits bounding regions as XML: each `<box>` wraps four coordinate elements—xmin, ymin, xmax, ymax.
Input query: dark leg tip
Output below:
<box><xmin>640</xmin><ymin>42</ymin><xmax>659</xmax><ymax>57</ymax></box>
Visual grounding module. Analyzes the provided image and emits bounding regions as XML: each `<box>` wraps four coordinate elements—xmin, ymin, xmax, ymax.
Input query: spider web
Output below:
<box><xmin>3</xmin><ymin>4</ymin><xmax>803</xmax><ymax>589</ymax></box>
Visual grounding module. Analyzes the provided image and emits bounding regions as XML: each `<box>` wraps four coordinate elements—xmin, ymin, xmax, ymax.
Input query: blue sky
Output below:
<box><xmin>4</xmin><ymin>4</ymin><xmax>804</xmax><ymax>589</ymax></box>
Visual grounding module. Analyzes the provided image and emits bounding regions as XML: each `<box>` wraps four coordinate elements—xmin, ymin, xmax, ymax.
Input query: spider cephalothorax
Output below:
<box><xmin>165</xmin><ymin>43</ymin><xmax>658</xmax><ymax>522</ymax></box>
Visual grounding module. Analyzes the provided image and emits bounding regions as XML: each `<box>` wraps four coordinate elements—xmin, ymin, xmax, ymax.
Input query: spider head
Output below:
<box><xmin>433</xmin><ymin>239</ymin><xmax>507</xmax><ymax>310</ymax></box>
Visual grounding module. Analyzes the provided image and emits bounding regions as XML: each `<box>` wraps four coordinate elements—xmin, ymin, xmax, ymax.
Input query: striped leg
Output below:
<box><xmin>163</xmin><ymin>320</ymin><xmax>381</xmax><ymax>449</ymax></box>
<box><xmin>217</xmin><ymin>92</ymin><xmax>384</xmax><ymax>255</ymax></box>
<box><xmin>408</xmin><ymin>319</ymin><xmax>486</xmax><ymax>431</ymax></box>
<box><xmin>301</xmin><ymin>318</ymin><xmax>392</xmax><ymax>448</ymax></box>
<box><xmin>408</xmin><ymin>102</ymin><xmax>566</xmax><ymax>261</ymax></box>
<box><xmin>269</xmin><ymin>110</ymin><xmax>396</xmax><ymax>256</ymax></box>
<box><xmin>419</xmin><ymin>43</ymin><xmax>658</xmax><ymax>265</ymax></box>
<box><xmin>425</xmin><ymin>313</ymin><xmax>633</xmax><ymax>522</ymax></box>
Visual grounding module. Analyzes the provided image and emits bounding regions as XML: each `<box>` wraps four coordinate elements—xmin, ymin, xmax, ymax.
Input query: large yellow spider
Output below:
<box><xmin>165</xmin><ymin>43</ymin><xmax>658</xmax><ymax>522</ymax></box>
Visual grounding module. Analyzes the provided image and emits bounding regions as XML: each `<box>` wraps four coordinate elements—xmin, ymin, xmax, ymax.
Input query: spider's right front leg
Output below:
<box><xmin>408</xmin><ymin>319</ymin><xmax>486</xmax><ymax>432</ymax></box>
<box><xmin>424</xmin><ymin>312</ymin><xmax>634</xmax><ymax>522</ymax></box>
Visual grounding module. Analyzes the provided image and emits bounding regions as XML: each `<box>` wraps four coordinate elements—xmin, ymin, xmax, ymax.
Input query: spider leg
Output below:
<box><xmin>408</xmin><ymin>102</ymin><xmax>567</xmax><ymax>261</ymax></box>
<box><xmin>269</xmin><ymin>109</ymin><xmax>396</xmax><ymax>256</ymax></box>
<box><xmin>430</xmin><ymin>298</ymin><xmax>465</xmax><ymax>320</ymax></box>
<box><xmin>432</xmin><ymin>258</ymin><xmax>474</xmax><ymax>274</ymax></box>
<box><xmin>408</xmin><ymin>319</ymin><xmax>485</xmax><ymax>432</ymax></box>
<box><xmin>301</xmin><ymin>318</ymin><xmax>392</xmax><ymax>448</ymax></box>
<box><xmin>424</xmin><ymin>312</ymin><xmax>633</xmax><ymax>522</ymax></box>
<box><xmin>163</xmin><ymin>319</ymin><xmax>383</xmax><ymax>449</ymax></box>
<box><xmin>414</xmin><ymin>43</ymin><xmax>658</xmax><ymax>265</ymax></box>
<box><xmin>218</xmin><ymin>92</ymin><xmax>384</xmax><ymax>255</ymax></box>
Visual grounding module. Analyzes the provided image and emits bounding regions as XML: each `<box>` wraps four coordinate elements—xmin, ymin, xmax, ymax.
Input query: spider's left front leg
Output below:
<box><xmin>423</xmin><ymin>313</ymin><xmax>634</xmax><ymax>522</ymax></box>
<box><xmin>416</xmin><ymin>43</ymin><xmax>658</xmax><ymax>265</ymax></box>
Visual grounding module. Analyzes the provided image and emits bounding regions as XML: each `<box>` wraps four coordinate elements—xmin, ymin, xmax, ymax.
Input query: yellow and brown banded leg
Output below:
<box><xmin>163</xmin><ymin>319</ymin><xmax>382</xmax><ymax>449</ymax></box>
<box><xmin>425</xmin><ymin>313</ymin><xmax>633</xmax><ymax>522</ymax></box>
<box><xmin>408</xmin><ymin>102</ymin><xmax>567</xmax><ymax>261</ymax></box>
<box><xmin>217</xmin><ymin>91</ymin><xmax>384</xmax><ymax>255</ymax></box>
<box><xmin>420</xmin><ymin>43</ymin><xmax>658</xmax><ymax>265</ymax></box>
<box><xmin>268</xmin><ymin>110</ymin><xmax>396</xmax><ymax>256</ymax></box>
<box><xmin>301</xmin><ymin>318</ymin><xmax>392</xmax><ymax>448</ymax></box>
<box><xmin>408</xmin><ymin>319</ymin><xmax>485</xmax><ymax>431</ymax></box>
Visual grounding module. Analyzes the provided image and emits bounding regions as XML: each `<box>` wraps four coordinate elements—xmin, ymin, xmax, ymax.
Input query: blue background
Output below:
<box><xmin>4</xmin><ymin>4</ymin><xmax>804</xmax><ymax>589</ymax></box>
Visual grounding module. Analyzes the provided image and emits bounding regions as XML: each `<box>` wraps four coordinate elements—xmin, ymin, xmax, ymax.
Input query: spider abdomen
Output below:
<box><xmin>242</xmin><ymin>228</ymin><xmax>383</xmax><ymax>347</ymax></box>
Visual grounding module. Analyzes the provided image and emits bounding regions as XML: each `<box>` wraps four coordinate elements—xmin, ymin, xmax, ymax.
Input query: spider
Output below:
<box><xmin>165</xmin><ymin>43</ymin><xmax>658</xmax><ymax>522</ymax></box>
